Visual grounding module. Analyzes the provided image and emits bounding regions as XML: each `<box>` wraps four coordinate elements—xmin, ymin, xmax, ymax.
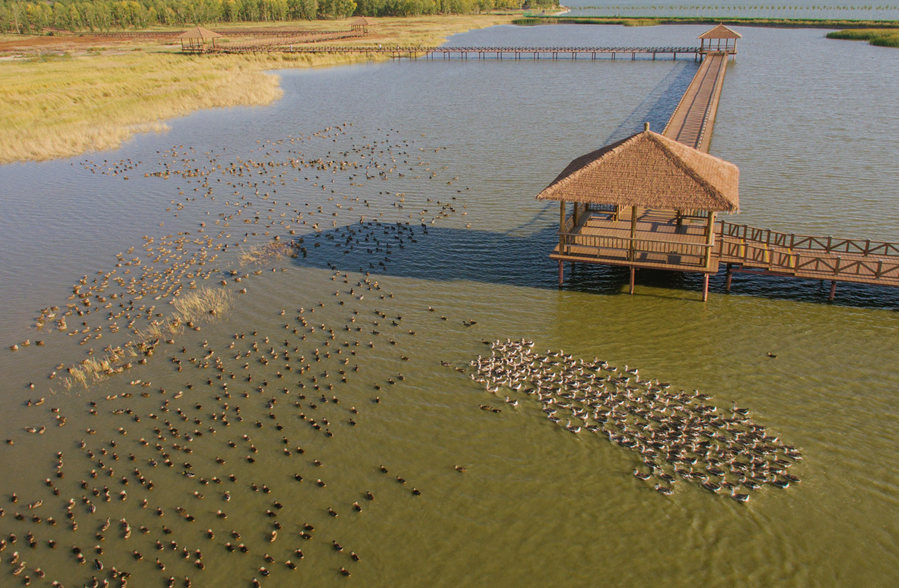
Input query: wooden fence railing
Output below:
<box><xmin>560</xmin><ymin>232</ymin><xmax>713</xmax><ymax>268</ymax></box>
<box><xmin>719</xmin><ymin>221</ymin><xmax>899</xmax><ymax>257</ymax></box>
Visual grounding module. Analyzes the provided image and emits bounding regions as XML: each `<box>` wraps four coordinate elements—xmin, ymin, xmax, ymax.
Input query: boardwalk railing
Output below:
<box><xmin>719</xmin><ymin>221</ymin><xmax>899</xmax><ymax>257</ymax></box>
<box><xmin>717</xmin><ymin>221</ymin><xmax>899</xmax><ymax>285</ymax></box>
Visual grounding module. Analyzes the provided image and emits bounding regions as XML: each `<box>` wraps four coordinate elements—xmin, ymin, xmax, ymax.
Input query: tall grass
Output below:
<box><xmin>826</xmin><ymin>28</ymin><xmax>899</xmax><ymax>47</ymax></box>
<box><xmin>61</xmin><ymin>287</ymin><xmax>232</xmax><ymax>389</ymax></box>
<box><xmin>0</xmin><ymin>15</ymin><xmax>514</xmax><ymax>163</ymax></box>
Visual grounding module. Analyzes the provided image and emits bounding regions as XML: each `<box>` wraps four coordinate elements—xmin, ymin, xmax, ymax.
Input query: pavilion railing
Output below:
<box><xmin>559</xmin><ymin>232</ymin><xmax>714</xmax><ymax>270</ymax></box>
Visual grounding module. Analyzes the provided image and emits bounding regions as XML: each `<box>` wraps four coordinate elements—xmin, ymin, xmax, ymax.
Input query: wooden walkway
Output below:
<box><xmin>216</xmin><ymin>44</ymin><xmax>698</xmax><ymax>60</ymax></box>
<box><xmin>662</xmin><ymin>51</ymin><xmax>729</xmax><ymax>151</ymax></box>
<box><xmin>717</xmin><ymin>221</ymin><xmax>899</xmax><ymax>289</ymax></box>
<box><xmin>548</xmin><ymin>48</ymin><xmax>898</xmax><ymax>300</ymax></box>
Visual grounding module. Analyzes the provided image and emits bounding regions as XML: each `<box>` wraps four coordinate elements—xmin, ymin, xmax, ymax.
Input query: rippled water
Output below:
<box><xmin>0</xmin><ymin>24</ymin><xmax>897</xmax><ymax>588</ymax></box>
<box><xmin>560</xmin><ymin>0</ymin><xmax>899</xmax><ymax>21</ymax></box>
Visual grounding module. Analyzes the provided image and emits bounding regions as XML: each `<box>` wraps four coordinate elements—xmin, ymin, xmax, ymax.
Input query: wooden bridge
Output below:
<box><xmin>216</xmin><ymin>44</ymin><xmax>699</xmax><ymax>61</ymax></box>
<box><xmin>538</xmin><ymin>25</ymin><xmax>898</xmax><ymax>301</ymax></box>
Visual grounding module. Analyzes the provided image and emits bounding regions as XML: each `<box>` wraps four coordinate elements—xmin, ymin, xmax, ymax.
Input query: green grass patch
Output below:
<box><xmin>827</xmin><ymin>28</ymin><xmax>899</xmax><ymax>48</ymax></box>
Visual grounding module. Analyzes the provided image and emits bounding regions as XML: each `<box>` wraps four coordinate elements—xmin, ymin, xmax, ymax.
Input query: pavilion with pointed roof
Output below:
<box><xmin>180</xmin><ymin>26</ymin><xmax>222</xmax><ymax>52</ymax></box>
<box><xmin>698</xmin><ymin>24</ymin><xmax>741</xmax><ymax>55</ymax></box>
<box><xmin>351</xmin><ymin>17</ymin><xmax>370</xmax><ymax>35</ymax></box>
<box><xmin>536</xmin><ymin>125</ymin><xmax>740</xmax><ymax>299</ymax></box>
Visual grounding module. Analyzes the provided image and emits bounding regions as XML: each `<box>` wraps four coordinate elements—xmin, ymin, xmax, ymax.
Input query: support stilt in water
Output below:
<box><xmin>702</xmin><ymin>274</ymin><xmax>710</xmax><ymax>302</ymax></box>
<box><xmin>629</xmin><ymin>266</ymin><xmax>636</xmax><ymax>295</ymax></box>
<box><xmin>558</xmin><ymin>260</ymin><xmax>564</xmax><ymax>288</ymax></box>
<box><xmin>828</xmin><ymin>280</ymin><xmax>837</xmax><ymax>302</ymax></box>
<box><xmin>725</xmin><ymin>263</ymin><xmax>733</xmax><ymax>292</ymax></box>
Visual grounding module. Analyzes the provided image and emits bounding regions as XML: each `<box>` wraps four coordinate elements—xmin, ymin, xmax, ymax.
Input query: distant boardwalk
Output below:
<box><xmin>217</xmin><ymin>45</ymin><xmax>699</xmax><ymax>61</ymax></box>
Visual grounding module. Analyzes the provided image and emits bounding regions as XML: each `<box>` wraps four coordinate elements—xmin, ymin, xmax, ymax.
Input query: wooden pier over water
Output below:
<box><xmin>538</xmin><ymin>25</ymin><xmax>898</xmax><ymax>301</ymax></box>
<box><xmin>217</xmin><ymin>44</ymin><xmax>699</xmax><ymax>61</ymax></box>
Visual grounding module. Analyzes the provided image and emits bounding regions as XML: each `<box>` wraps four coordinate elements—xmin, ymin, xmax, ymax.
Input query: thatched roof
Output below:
<box><xmin>180</xmin><ymin>26</ymin><xmax>222</xmax><ymax>41</ymax></box>
<box><xmin>535</xmin><ymin>130</ymin><xmax>739</xmax><ymax>212</ymax></box>
<box><xmin>352</xmin><ymin>17</ymin><xmax>370</xmax><ymax>25</ymax></box>
<box><xmin>698</xmin><ymin>24</ymin><xmax>741</xmax><ymax>40</ymax></box>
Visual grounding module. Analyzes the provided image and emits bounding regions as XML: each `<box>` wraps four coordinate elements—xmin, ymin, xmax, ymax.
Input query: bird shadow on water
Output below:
<box><xmin>289</xmin><ymin>221</ymin><xmax>898</xmax><ymax>310</ymax></box>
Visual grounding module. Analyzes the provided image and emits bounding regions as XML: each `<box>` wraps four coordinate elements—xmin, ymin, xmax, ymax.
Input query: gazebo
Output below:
<box><xmin>351</xmin><ymin>17</ymin><xmax>370</xmax><ymax>35</ymax></box>
<box><xmin>180</xmin><ymin>26</ymin><xmax>222</xmax><ymax>53</ymax></box>
<box><xmin>536</xmin><ymin>126</ymin><xmax>740</xmax><ymax>300</ymax></box>
<box><xmin>698</xmin><ymin>24</ymin><xmax>741</xmax><ymax>56</ymax></box>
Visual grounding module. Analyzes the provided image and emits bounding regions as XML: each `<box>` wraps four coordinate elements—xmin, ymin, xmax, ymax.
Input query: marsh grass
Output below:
<box><xmin>826</xmin><ymin>28</ymin><xmax>899</xmax><ymax>48</ymax></box>
<box><xmin>238</xmin><ymin>240</ymin><xmax>298</xmax><ymax>266</ymax></box>
<box><xmin>0</xmin><ymin>15</ymin><xmax>514</xmax><ymax>163</ymax></box>
<box><xmin>62</xmin><ymin>287</ymin><xmax>232</xmax><ymax>389</ymax></box>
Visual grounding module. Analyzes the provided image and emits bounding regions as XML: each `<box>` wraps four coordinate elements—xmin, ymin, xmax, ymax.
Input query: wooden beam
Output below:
<box><xmin>702</xmin><ymin>273</ymin><xmax>710</xmax><ymax>301</ymax></box>
<box><xmin>558</xmin><ymin>260</ymin><xmax>564</xmax><ymax>288</ymax></box>
<box><xmin>828</xmin><ymin>280</ymin><xmax>837</xmax><ymax>302</ymax></box>
<box><xmin>629</xmin><ymin>266</ymin><xmax>636</xmax><ymax>295</ymax></box>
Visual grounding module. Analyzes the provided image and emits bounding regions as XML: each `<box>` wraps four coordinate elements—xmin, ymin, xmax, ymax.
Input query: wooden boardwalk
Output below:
<box><xmin>717</xmin><ymin>221</ymin><xmax>899</xmax><ymax>289</ymax></box>
<box><xmin>662</xmin><ymin>51</ymin><xmax>729</xmax><ymax>151</ymax></box>
<box><xmin>216</xmin><ymin>44</ymin><xmax>699</xmax><ymax>60</ymax></box>
<box><xmin>545</xmin><ymin>44</ymin><xmax>898</xmax><ymax>300</ymax></box>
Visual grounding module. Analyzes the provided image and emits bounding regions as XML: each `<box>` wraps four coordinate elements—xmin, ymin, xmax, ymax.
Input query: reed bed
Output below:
<box><xmin>238</xmin><ymin>240</ymin><xmax>298</xmax><ymax>266</ymax></box>
<box><xmin>61</xmin><ymin>287</ymin><xmax>232</xmax><ymax>389</ymax></box>
<box><xmin>0</xmin><ymin>15</ymin><xmax>513</xmax><ymax>163</ymax></box>
<box><xmin>826</xmin><ymin>28</ymin><xmax>899</xmax><ymax>47</ymax></box>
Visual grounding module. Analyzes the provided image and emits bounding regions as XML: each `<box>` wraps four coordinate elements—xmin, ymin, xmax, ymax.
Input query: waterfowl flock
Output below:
<box><xmin>2</xmin><ymin>121</ymin><xmax>807</xmax><ymax>586</ymax></box>
<box><xmin>470</xmin><ymin>339</ymin><xmax>802</xmax><ymax>500</ymax></box>
<box><xmin>3</xmin><ymin>125</ymin><xmax>466</xmax><ymax>586</ymax></box>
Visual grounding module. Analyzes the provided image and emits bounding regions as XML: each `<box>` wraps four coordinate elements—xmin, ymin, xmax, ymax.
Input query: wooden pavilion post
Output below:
<box><xmin>629</xmin><ymin>205</ymin><xmax>638</xmax><ymax>295</ymax></box>
<box><xmin>558</xmin><ymin>201</ymin><xmax>565</xmax><ymax>288</ymax></box>
<box><xmin>704</xmin><ymin>211</ymin><xmax>716</xmax><ymax>270</ymax></box>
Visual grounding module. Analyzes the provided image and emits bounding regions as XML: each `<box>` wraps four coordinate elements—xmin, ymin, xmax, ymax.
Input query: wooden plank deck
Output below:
<box><xmin>662</xmin><ymin>51</ymin><xmax>729</xmax><ymax>151</ymax></box>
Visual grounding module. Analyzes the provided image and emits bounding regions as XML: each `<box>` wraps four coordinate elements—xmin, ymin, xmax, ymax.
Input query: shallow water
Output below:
<box><xmin>561</xmin><ymin>0</ymin><xmax>899</xmax><ymax>21</ymax></box>
<box><xmin>0</xmin><ymin>24</ymin><xmax>897</xmax><ymax>588</ymax></box>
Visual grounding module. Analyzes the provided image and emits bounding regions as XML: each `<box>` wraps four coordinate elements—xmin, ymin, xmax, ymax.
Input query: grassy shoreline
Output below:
<box><xmin>3</xmin><ymin>13</ymin><xmax>897</xmax><ymax>164</ymax></box>
<box><xmin>0</xmin><ymin>15</ymin><xmax>514</xmax><ymax>164</ymax></box>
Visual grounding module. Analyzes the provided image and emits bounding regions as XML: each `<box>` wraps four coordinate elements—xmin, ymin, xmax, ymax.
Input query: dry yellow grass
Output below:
<box><xmin>238</xmin><ymin>240</ymin><xmax>297</xmax><ymax>266</ymax></box>
<box><xmin>0</xmin><ymin>15</ymin><xmax>514</xmax><ymax>163</ymax></box>
<box><xmin>61</xmin><ymin>286</ymin><xmax>232</xmax><ymax>389</ymax></box>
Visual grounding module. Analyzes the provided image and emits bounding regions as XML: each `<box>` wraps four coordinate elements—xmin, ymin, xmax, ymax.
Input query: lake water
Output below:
<box><xmin>559</xmin><ymin>0</ymin><xmax>899</xmax><ymax>21</ymax></box>
<box><xmin>0</xmin><ymin>23</ymin><xmax>897</xmax><ymax>588</ymax></box>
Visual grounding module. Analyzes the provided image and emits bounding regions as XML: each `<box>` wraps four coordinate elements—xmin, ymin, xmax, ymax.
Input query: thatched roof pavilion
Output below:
<box><xmin>537</xmin><ymin>127</ymin><xmax>740</xmax><ymax>299</ymax></box>
<box><xmin>698</xmin><ymin>24</ymin><xmax>741</xmax><ymax>54</ymax></box>
<box><xmin>351</xmin><ymin>17</ymin><xmax>370</xmax><ymax>34</ymax></box>
<box><xmin>180</xmin><ymin>26</ymin><xmax>222</xmax><ymax>52</ymax></box>
<box><xmin>537</xmin><ymin>128</ymin><xmax>739</xmax><ymax>212</ymax></box>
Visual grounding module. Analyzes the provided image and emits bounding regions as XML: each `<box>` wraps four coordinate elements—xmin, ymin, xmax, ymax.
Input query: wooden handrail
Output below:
<box><xmin>718</xmin><ymin>220</ymin><xmax>899</xmax><ymax>257</ymax></box>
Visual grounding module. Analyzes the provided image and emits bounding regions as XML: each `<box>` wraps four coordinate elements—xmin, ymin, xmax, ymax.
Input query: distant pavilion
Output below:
<box><xmin>536</xmin><ymin>126</ymin><xmax>739</xmax><ymax>300</ymax></box>
<box><xmin>698</xmin><ymin>24</ymin><xmax>741</xmax><ymax>56</ymax></box>
<box><xmin>180</xmin><ymin>26</ymin><xmax>222</xmax><ymax>52</ymax></box>
<box><xmin>351</xmin><ymin>17</ymin><xmax>370</xmax><ymax>35</ymax></box>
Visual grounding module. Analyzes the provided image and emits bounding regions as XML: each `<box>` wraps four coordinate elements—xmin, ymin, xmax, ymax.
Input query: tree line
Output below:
<box><xmin>0</xmin><ymin>0</ymin><xmax>559</xmax><ymax>33</ymax></box>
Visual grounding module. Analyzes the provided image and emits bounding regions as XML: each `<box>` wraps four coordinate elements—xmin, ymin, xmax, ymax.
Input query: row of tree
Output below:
<box><xmin>0</xmin><ymin>0</ymin><xmax>559</xmax><ymax>33</ymax></box>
